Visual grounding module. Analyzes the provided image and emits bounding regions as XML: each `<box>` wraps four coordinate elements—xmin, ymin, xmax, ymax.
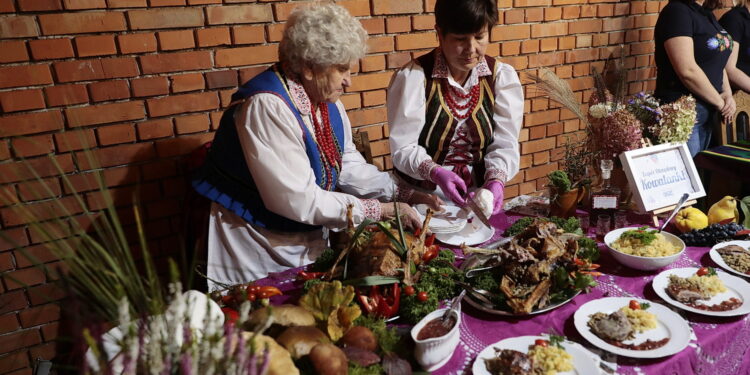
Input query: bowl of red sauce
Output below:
<box><xmin>410</xmin><ymin>307</ymin><xmax>462</xmax><ymax>371</ymax></box>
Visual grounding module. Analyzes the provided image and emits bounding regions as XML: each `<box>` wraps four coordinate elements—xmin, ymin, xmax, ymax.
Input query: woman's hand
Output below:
<box><xmin>380</xmin><ymin>202</ymin><xmax>422</xmax><ymax>230</ymax></box>
<box><xmin>407</xmin><ymin>191</ymin><xmax>444</xmax><ymax>211</ymax></box>
<box><xmin>720</xmin><ymin>90</ymin><xmax>736</xmax><ymax>123</ymax></box>
<box><xmin>430</xmin><ymin>167</ymin><xmax>467</xmax><ymax>205</ymax></box>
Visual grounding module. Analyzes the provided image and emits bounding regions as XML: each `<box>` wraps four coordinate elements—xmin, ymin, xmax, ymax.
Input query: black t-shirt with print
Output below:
<box><xmin>720</xmin><ymin>6</ymin><xmax>750</xmax><ymax>77</ymax></box>
<box><xmin>655</xmin><ymin>0</ymin><xmax>732</xmax><ymax>104</ymax></box>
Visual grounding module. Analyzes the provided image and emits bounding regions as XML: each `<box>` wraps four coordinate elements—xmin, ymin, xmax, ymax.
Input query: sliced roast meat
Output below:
<box><xmin>588</xmin><ymin>310</ymin><xmax>634</xmax><ymax>342</ymax></box>
<box><xmin>484</xmin><ymin>349</ymin><xmax>532</xmax><ymax>375</ymax></box>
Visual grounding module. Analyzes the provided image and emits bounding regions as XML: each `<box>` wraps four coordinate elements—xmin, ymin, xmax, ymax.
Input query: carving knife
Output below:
<box><xmin>465</xmin><ymin>196</ymin><xmax>492</xmax><ymax>228</ymax></box>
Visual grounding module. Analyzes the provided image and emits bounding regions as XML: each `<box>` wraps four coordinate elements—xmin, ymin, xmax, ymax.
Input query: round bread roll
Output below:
<box><xmin>244</xmin><ymin>333</ymin><xmax>299</xmax><ymax>375</ymax></box>
<box><xmin>275</xmin><ymin>326</ymin><xmax>329</xmax><ymax>359</ymax></box>
<box><xmin>247</xmin><ymin>304</ymin><xmax>316</xmax><ymax>327</ymax></box>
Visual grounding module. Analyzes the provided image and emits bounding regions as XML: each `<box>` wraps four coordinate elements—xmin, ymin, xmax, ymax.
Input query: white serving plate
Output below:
<box><xmin>652</xmin><ymin>267</ymin><xmax>750</xmax><ymax>317</ymax></box>
<box><xmin>574</xmin><ymin>297</ymin><xmax>691</xmax><ymax>358</ymax></box>
<box><xmin>472</xmin><ymin>335</ymin><xmax>600</xmax><ymax>375</ymax></box>
<box><xmin>709</xmin><ymin>241</ymin><xmax>750</xmax><ymax>278</ymax></box>
<box><xmin>415</xmin><ymin>204</ymin><xmax>467</xmax><ymax>234</ymax></box>
<box><xmin>435</xmin><ymin>218</ymin><xmax>495</xmax><ymax>246</ymax></box>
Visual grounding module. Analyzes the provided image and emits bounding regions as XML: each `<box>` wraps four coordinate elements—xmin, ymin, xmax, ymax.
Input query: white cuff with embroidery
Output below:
<box><xmin>484</xmin><ymin>168</ymin><xmax>507</xmax><ymax>184</ymax></box>
<box><xmin>418</xmin><ymin>159</ymin><xmax>440</xmax><ymax>182</ymax></box>
<box><xmin>360</xmin><ymin>198</ymin><xmax>381</xmax><ymax>221</ymax></box>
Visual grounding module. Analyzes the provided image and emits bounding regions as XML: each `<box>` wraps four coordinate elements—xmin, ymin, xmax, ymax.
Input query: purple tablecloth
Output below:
<box><xmin>256</xmin><ymin>212</ymin><xmax>750</xmax><ymax>375</ymax></box>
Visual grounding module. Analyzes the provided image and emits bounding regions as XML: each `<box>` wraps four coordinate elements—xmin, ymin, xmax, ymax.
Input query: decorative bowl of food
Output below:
<box><xmin>410</xmin><ymin>307</ymin><xmax>462</xmax><ymax>372</ymax></box>
<box><xmin>604</xmin><ymin>226</ymin><xmax>685</xmax><ymax>271</ymax></box>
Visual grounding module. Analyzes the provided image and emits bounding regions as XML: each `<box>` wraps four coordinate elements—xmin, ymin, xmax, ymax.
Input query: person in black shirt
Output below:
<box><xmin>655</xmin><ymin>0</ymin><xmax>736</xmax><ymax>156</ymax></box>
<box><xmin>720</xmin><ymin>0</ymin><xmax>750</xmax><ymax>92</ymax></box>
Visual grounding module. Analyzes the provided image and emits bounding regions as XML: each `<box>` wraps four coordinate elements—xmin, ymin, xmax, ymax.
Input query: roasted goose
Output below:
<box><xmin>464</xmin><ymin>220</ymin><xmax>583</xmax><ymax>314</ymax></box>
<box><xmin>328</xmin><ymin>205</ymin><xmax>432</xmax><ymax>281</ymax></box>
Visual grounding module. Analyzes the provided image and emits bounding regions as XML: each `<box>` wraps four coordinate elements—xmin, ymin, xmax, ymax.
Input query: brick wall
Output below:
<box><xmin>0</xmin><ymin>0</ymin><xmax>694</xmax><ymax>373</ymax></box>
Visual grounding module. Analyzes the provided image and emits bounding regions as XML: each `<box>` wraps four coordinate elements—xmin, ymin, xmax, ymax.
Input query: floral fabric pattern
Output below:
<box><xmin>707</xmin><ymin>32</ymin><xmax>733</xmax><ymax>52</ymax></box>
<box><xmin>360</xmin><ymin>198</ymin><xmax>381</xmax><ymax>221</ymax></box>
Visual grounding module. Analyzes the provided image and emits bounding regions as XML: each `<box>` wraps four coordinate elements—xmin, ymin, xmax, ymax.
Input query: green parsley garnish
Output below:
<box><xmin>639</xmin><ymin>302</ymin><xmax>650</xmax><ymax>310</ymax></box>
<box><xmin>707</xmin><ymin>267</ymin><xmax>717</xmax><ymax>276</ymax></box>
<box><xmin>620</xmin><ymin>226</ymin><xmax>658</xmax><ymax>245</ymax></box>
<box><xmin>548</xmin><ymin>334</ymin><xmax>565</xmax><ymax>348</ymax></box>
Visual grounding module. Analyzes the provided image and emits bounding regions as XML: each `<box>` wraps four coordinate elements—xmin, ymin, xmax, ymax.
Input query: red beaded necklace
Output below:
<box><xmin>441</xmin><ymin>79</ymin><xmax>480</xmax><ymax>120</ymax></box>
<box><xmin>310</xmin><ymin>102</ymin><xmax>342</xmax><ymax>187</ymax></box>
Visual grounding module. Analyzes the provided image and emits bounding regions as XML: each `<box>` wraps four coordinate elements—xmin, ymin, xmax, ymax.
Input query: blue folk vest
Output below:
<box><xmin>191</xmin><ymin>66</ymin><xmax>345</xmax><ymax>232</ymax></box>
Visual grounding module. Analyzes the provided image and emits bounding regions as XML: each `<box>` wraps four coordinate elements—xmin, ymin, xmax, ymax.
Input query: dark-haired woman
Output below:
<box><xmin>654</xmin><ymin>0</ymin><xmax>736</xmax><ymax>157</ymax></box>
<box><xmin>387</xmin><ymin>0</ymin><xmax>522</xmax><ymax>218</ymax></box>
<box><xmin>720</xmin><ymin>0</ymin><xmax>750</xmax><ymax>92</ymax></box>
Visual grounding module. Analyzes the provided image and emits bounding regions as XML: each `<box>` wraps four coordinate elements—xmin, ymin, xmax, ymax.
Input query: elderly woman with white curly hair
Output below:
<box><xmin>192</xmin><ymin>4</ymin><xmax>440</xmax><ymax>287</ymax></box>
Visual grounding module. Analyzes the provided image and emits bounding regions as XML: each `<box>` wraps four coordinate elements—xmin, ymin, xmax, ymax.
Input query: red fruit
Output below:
<box><xmin>403</xmin><ymin>285</ymin><xmax>415</xmax><ymax>296</ymax></box>
<box><xmin>629</xmin><ymin>300</ymin><xmax>641</xmax><ymax>310</ymax></box>
<box><xmin>534</xmin><ymin>339</ymin><xmax>549</xmax><ymax>347</ymax></box>
<box><xmin>416</xmin><ymin>291</ymin><xmax>428</xmax><ymax>302</ymax></box>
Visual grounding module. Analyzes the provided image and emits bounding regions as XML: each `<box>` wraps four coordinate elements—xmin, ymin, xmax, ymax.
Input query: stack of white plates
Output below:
<box><xmin>415</xmin><ymin>204</ymin><xmax>467</xmax><ymax>234</ymax></box>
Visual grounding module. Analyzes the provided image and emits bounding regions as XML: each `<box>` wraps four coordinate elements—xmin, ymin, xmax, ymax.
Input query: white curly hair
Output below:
<box><xmin>279</xmin><ymin>3</ymin><xmax>368</xmax><ymax>76</ymax></box>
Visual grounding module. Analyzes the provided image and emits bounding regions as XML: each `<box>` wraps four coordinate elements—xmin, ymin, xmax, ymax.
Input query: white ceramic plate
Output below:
<box><xmin>709</xmin><ymin>241</ymin><xmax>750</xmax><ymax>278</ymax></box>
<box><xmin>472</xmin><ymin>335</ymin><xmax>600</xmax><ymax>375</ymax></box>
<box><xmin>435</xmin><ymin>219</ymin><xmax>495</xmax><ymax>246</ymax></box>
<box><xmin>415</xmin><ymin>204</ymin><xmax>467</xmax><ymax>234</ymax></box>
<box><xmin>574</xmin><ymin>297</ymin><xmax>691</xmax><ymax>358</ymax></box>
<box><xmin>652</xmin><ymin>267</ymin><xmax>750</xmax><ymax>317</ymax></box>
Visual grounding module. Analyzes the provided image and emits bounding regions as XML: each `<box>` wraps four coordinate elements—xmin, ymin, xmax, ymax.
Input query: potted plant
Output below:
<box><xmin>548</xmin><ymin>170</ymin><xmax>585</xmax><ymax>218</ymax></box>
<box><xmin>547</xmin><ymin>138</ymin><xmax>596</xmax><ymax>218</ymax></box>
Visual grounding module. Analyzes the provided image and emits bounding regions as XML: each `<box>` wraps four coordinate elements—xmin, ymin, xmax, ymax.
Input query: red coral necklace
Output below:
<box><xmin>310</xmin><ymin>102</ymin><xmax>341</xmax><ymax>187</ymax></box>
<box><xmin>442</xmin><ymin>80</ymin><xmax>480</xmax><ymax>120</ymax></box>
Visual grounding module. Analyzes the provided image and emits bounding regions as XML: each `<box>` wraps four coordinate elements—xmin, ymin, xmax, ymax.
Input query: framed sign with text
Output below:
<box><xmin>619</xmin><ymin>143</ymin><xmax>705</xmax><ymax>213</ymax></box>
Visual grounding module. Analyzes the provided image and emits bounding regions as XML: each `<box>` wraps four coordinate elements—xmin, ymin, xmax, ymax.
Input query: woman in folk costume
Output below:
<box><xmin>387</xmin><ymin>0</ymin><xmax>523</xmax><ymax>218</ymax></box>
<box><xmin>192</xmin><ymin>4</ymin><xmax>440</xmax><ymax>287</ymax></box>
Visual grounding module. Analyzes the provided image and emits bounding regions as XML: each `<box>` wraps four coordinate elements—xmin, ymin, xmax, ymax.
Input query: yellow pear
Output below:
<box><xmin>707</xmin><ymin>196</ymin><xmax>740</xmax><ymax>224</ymax></box>
<box><xmin>673</xmin><ymin>207</ymin><xmax>708</xmax><ymax>233</ymax></box>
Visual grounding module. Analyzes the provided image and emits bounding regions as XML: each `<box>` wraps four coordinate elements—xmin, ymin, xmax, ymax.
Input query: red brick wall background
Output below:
<box><xmin>0</xmin><ymin>0</ymin><xmax>723</xmax><ymax>373</ymax></box>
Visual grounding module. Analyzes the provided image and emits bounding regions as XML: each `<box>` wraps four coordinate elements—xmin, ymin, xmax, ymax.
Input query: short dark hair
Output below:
<box><xmin>435</xmin><ymin>0</ymin><xmax>498</xmax><ymax>35</ymax></box>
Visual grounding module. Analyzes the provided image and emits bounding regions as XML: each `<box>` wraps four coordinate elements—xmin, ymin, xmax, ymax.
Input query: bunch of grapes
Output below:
<box><xmin>678</xmin><ymin>223</ymin><xmax>745</xmax><ymax>247</ymax></box>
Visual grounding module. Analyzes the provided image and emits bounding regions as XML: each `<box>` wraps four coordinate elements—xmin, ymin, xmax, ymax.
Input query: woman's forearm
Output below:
<box><xmin>676</xmin><ymin>65</ymin><xmax>724</xmax><ymax>108</ymax></box>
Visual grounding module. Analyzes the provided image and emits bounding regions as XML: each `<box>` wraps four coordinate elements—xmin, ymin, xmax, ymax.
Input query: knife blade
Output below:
<box><xmin>465</xmin><ymin>196</ymin><xmax>492</xmax><ymax>228</ymax></box>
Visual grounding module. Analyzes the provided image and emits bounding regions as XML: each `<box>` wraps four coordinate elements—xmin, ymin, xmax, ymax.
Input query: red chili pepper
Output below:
<box><xmin>425</xmin><ymin>233</ymin><xmax>436</xmax><ymax>247</ymax></box>
<box><xmin>422</xmin><ymin>245</ymin><xmax>439</xmax><ymax>263</ymax></box>
<box><xmin>257</xmin><ymin>286</ymin><xmax>282</xmax><ymax>299</ymax></box>
<box><xmin>297</xmin><ymin>271</ymin><xmax>326</xmax><ymax>280</ymax></box>
<box><xmin>221</xmin><ymin>307</ymin><xmax>239</xmax><ymax>324</ymax></box>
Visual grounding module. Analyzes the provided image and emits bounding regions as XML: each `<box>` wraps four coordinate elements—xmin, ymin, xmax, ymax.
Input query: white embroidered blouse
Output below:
<box><xmin>206</xmin><ymin>72</ymin><xmax>408</xmax><ymax>287</ymax></box>
<box><xmin>387</xmin><ymin>50</ymin><xmax>524</xmax><ymax>186</ymax></box>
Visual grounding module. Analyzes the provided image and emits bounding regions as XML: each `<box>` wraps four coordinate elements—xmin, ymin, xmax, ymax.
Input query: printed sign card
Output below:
<box><xmin>620</xmin><ymin>143</ymin><xmax>705</xmax><ymax>213</ymax></box>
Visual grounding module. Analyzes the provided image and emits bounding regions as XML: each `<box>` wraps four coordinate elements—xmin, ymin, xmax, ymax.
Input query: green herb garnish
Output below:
<box><xmin>620</xmin><ymin>226</ymin><xmax>658</xmax><ymax>245</ymax></box>
<box><xmin>548</xmin><ymin>334</ymin><xmax>565</xmax><ymax>348</ymax></box>
<box><xmin>640</xmin><ymin>302</ymin><xmax>650</xmax><ymax>310</ymax></box>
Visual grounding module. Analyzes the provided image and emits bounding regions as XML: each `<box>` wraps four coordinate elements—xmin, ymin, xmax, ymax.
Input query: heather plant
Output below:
<box><xmin>0</xmin><ymin>140</ymin><xmax>268</xmax><ymax>374</ymax></box>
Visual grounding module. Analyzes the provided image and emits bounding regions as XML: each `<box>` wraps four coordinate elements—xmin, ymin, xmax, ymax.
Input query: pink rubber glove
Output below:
<box><xmin>485</xmin><ymin>180</ymin><xmax>505</xmax><ymax>215</ymax></box>
<box><xmin>430</xmin><ymin>167</ymin><xmax>467</xmax><ymax>205</ymax></box>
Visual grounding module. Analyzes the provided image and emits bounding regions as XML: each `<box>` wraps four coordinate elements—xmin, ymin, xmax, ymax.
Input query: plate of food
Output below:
<box><xmin>460</xmin><ymin>219</ymin><xmax>599</xmax><ymax>316</ymax></box>
<box><xmin>574</xmin><ymin>297</ymin><xmax>690</xmax><ymax>358</ymax></box>
<box><xmin>709</xmin><ymin>241</ymin><xmax>750</xmax><ymax>278</ymax></box>
<box><xmin>472</xmin><ymin>335</ymin><xmax>600</xmax><ymax>375</ymax></box>
<box><xmin>652</xmin><ymin>267</ymin><xmax>750</xmax><ymax>316</ymax></box>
